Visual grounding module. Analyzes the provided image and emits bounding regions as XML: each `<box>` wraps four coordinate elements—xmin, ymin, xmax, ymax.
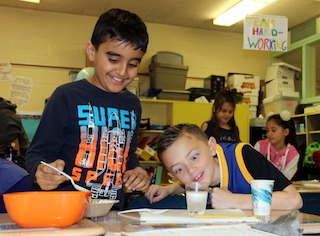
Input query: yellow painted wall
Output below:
<box><xmin>0</xmin><ymin>6</ymin><xmax>271</xmax><ymax>114</ymax></box>
<box><xmin>140</xmin><ymin>100</ymin><xmax>249</xmax><ymax>143</ymax></box>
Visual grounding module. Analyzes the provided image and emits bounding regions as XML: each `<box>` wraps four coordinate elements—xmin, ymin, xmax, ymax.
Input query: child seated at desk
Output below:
<box><xmin>0</xmin><ymin>158</ymin><xmax>33</xmax><ymax>213</ymax></box>
<box><xmin>129</xmin><ymin>123</ymin><xmax>302</xmax><ymax>211</ymax></box>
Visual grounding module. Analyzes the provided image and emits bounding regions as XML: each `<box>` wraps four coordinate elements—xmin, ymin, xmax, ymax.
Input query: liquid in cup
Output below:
<box><xmin>251</xmin><ymin>179</ymin><xmax>274</xmax><ymax>216</ymax></box>
<box><xmin>185</xmin><ymin>182</ymin><xmax>209</xmax><ymax>215</ymax></box>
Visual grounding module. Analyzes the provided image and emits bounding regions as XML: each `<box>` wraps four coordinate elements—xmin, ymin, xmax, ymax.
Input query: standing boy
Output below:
<box><xmin>26</xmin><ymin>8</ymin><xmax>150</xmax><ymax>210</ymax></box>
<box><xmin>131</xmin><ymin>124</ymin><xmax>302</xmax><ymax>210</ymax></box>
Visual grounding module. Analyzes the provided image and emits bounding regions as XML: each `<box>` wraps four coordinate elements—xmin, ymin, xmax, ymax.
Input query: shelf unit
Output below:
<box><xmin>139</xmin><ymin>99</ymin><xmax>250</xmax><ymax>143</ymax></box>
<box><xmin>292</xmin><ymin>112</ymin><xmax>320</xmax><ymax>147</ymax></box>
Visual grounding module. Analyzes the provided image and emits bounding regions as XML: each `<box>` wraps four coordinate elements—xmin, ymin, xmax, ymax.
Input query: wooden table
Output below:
<box><xmin>293</xmin><ymin>181</ymin><xmax>320</xmax><ymax>216</ymax></box>
<box><xmin>0</xmin><ymin>214</ymin><xmax>106</xmax><ymax>235</ymax></box>
<box><xmin>293</xmin><ymin>181</ymin><xmax>320</xmax><ymax>193</ymax></box>
<box><xmin>91</xmin><ymin>209</ymin><xmax>320</xmax><ymax>235</ymax></box>
<box><xmin>1</xmin><ymin>209</ymin><xmax>320</xmax><ymax>235</ymax></box>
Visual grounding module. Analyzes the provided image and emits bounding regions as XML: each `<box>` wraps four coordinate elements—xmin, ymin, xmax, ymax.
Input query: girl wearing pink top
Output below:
<box><xmin>254</xmin><ymin>111</ymin><xmax>300</xmax><ymax>180</ymax></box>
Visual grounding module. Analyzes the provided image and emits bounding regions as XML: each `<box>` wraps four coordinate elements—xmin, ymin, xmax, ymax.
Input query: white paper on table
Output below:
<box><xmin>139</xmin><ymin>209</ymin><xmax>260</xmax><ymax>224</ymax></box>
<box><xmin>121</xmin><ymin>224</ymin><xmax>278</xmax><ymax>236</ymax></box>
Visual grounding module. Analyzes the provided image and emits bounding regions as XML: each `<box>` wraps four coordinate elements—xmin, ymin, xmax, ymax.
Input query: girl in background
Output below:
<box><xmin>201</xmin><ymin>88</ymin><xmax>240</xmax><ymax>143</ymax></box>
<box><xmin>254</xmin><ymin>111</ymin><xmax>300</xmax><ymax>180</ymax></box>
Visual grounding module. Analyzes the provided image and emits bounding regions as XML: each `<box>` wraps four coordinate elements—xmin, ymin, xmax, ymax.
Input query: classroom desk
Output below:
<box><xmin>1</xmin><ymin>210</ymin><xmax>320</xmax><ymax>235</ymax></box>
<box><xmin>293</xmin><ymin>181</ymin><xmax>320</xmax><ymax>193</ymax></box>
<box><xmin>91</xmin><ymin>209</ymin><xmax>320</xmax><ymax>235</ymax></box>
<box><xmin>293</xmin><ymin>181</ymin><xmax>320</xmax><ymax>216</ymax></box>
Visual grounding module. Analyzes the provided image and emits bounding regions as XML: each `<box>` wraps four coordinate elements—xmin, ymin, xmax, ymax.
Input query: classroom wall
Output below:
<box><xmin>0</xmin><ymin>6</ymin><xmax>271</xmax><ymax>113</ymax></box>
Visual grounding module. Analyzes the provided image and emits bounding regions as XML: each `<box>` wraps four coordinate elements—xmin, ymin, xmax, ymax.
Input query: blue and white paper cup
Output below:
<box><xmin>251</xmin><ymin>179</ymin><xmax>274</xmax><ymax>216</ymax></box>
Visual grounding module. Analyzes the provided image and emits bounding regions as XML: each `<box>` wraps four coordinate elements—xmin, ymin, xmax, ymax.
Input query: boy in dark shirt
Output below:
<box><xmin>26</xmin><ymin>8</ymin><xmax>149</xmax><ymax>210</ymax></box>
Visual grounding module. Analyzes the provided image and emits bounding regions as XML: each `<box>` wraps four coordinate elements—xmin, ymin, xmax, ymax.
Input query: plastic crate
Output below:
<box><xmin>204</xmin><ymin>75</ymin><xmax>225</xmax><ymax>99</ymax></box>
<box><xmin>149</xmin><ymin>63</ymin><xmax>188</xmax><ymax>90</ymax></box>
<box><xmin>151</xmin><ymin>51</ymin><xmax>183</xmax><ymax>65</ymax></box>
<box><xmin>263</xmin><ymin>92</ymin><xmax>300</xmax><ymax>116</ymax></box>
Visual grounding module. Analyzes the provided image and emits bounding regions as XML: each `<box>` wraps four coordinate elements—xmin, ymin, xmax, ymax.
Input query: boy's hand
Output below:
<box><xmin>145</xmin><ymin>185</ymin><xmax>169</xmax><ymax>204</ymax></box>
<box><xmin>35</xmin><ymin>159</ymin><xmax>68</xmax><ymax>190</ymax></box>
<box><xmin>210</xmin><ymin>187</ymin><xmax>236</xmax><ymax>209</ymax></box>
<box><xmin>123</xmin><ymin>166</ymin><xmax>150</xmax><ymax>191</ymax></box>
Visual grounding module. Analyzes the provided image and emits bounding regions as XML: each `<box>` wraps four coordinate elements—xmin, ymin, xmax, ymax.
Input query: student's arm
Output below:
<box><xmin>210</xmin><ymin>145</ymin><xmax>303</xmax><ymax>210</ymax></box>
<box><xmin>26</xmin><ymin>88</ymin><xmax>70</xmax><ymax>188</ymax></box>
<box><xmin>282</xmin><ymin>153</ymin><xmax>299</xmax><ymax>180</ymax></box>
<box><xmin>145</xmin><ymin>181</ymin><xmax>185</xmax><ymax>204</ymax></box>
<box><xmin>210</xmin><ymin>184</ymin><xmax>302</xmax><ymax>210</ymax></box>
<box><xmin>123</xmin><ymin>99</ymin><xmax>150</xmax><ymax>191</ymax></box>
<box><xmin>201</xmin><ymin>122</ymin><xmax>208</xmax><ymax>131</ymax></box>
<box><xmin>253</xmin><ymin>141</ymin><xmax>260</xmax><ymax>151</ymax></box>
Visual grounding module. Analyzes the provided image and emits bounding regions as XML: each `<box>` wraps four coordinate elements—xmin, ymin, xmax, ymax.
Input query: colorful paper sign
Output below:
<box><xmin>243</xmin><ymin>15</ymin><xmax>288</xmax><ymax>52</ymax></box>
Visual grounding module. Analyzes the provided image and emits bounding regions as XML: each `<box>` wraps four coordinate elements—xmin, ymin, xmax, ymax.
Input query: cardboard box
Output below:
<box><xmin>135</xmin><ymin>145</ymin><xmax>159</xmax><ymax>161</ymax></box>
<box><xmin>127</xmin><ymin>78</ymin><xmax>139</xmax><ymax>96</ymax></box>
<box><xmin>265</xmin><ymin>62</ymin><xmax>301</xmax><ymax>82</ymax></box>
<box><xmin>266</xmin><ymin>78</ymin><xmax>295</xmax><ymax>97</ymax></box>
<box><xmin>239</xmin><ymin>90</ymin><xmax>259</xmax><ymax>106</ymax></box>
<box><xmin>263</xmin><ymin>92</ymin><xmax>300</xmax><ymax>115</ymax></box>
<box><xmin>304</xmin><ymin>104</ymin><xmax>320</xmax><ymax>114</ymax></box>
<box><xmin>228</xmin><ymin>74</ymin><xmax>260</xmax><ymax>91</ymax></box>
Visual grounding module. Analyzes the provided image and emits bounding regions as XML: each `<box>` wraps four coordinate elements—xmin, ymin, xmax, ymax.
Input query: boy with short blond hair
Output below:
<box><xmin>130</xmin><ymin>123</ymin><xmax>302</xmax><ymax>210</ymax></box>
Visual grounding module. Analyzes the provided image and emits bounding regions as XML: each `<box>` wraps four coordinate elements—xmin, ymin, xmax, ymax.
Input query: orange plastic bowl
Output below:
<box><xmin>3</xmin><ymin>191</ymin><xmax>91</xmax><ymax>228</ymax></box>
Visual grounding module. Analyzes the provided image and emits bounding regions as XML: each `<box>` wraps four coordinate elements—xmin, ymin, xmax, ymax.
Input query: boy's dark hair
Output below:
<box><xmin>157</xmin><ymin>124</ymin><xmax>208</xmax><ymax>159</ymax></box>
<box><xmin>91</xmin><ymin>8</ymin><xmax>149</xmax><ymax>52</ymax></box>
<box><xmin>267</xmin><ymin>114</ymin><xmax>299</xmax><ymax>152</ymax></box>
<box><xmin>209</xmin><ymin>88</ymin><xmax>240</xmax><ymax>142</ymax></box>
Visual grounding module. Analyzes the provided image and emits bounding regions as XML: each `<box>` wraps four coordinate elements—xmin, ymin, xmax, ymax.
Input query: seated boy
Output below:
<box><xmin>129</xmin><ymin>123</ymin><xmax>302</xmax><ymax>210</ymax></box>
<box><xmin>0</xmin><ymin>158</ymin><xmax>33</xmax><ymax>213</ymax></box>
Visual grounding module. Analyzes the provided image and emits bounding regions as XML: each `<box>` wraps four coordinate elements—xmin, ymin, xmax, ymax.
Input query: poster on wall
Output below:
<box><xmin>243</xmin><ymin>15</ymin><xmax>288</xmax><ymax>52</ymax></box>
<box><xmin>8</xmin><ymin>76</ymin><xmax>33</xmax><ymax>107</ymax></box>
<box><xmin>0</xmin><ymin>61</ymin><xmax>13</xmax><ymax>82</ymax></box>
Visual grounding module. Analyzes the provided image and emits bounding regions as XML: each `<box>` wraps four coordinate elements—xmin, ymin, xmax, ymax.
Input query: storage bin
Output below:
<box><xmin>265</xmin><ymin>62</ymin><xmax>301</xmax><ymax>82</ymax></box>
<box><xmin>263</xmin><ymin>92</ymin><xmax>300</xmax><ymax>115</ymax></box>
<box><xmin>157</xmin><ymin>89</ymin><xmax>190</xmax><ymax>101</ymax></box>
<box><xmin>188</xmin><ymin>87</ymin><xmax>211</xmax><ymax>101</ymax></box>
<box><xmin>266</xmin><ymin>77</ymin><xmax>295</xmax><ymax>97</ymax></box>
<box><xmin>149</xmin><ymin>63</ymin><xmax>188</xmax><ymax>90</ymax></box>
<box><xmin>249</xmin><ymin>105</ymin><xmax>258</xmax><ymax>119</ymax></box>
<box><xmin>204</xmin><ymin>75</ymin><xmax>225</xmax><ymax>99</ymax></box>
<box><xmin>228</xmin><ymin>74</ymin><xmax>260</xmax><ymax>91</ymax></box>
<box><xmin>151</xmin><ymin>51</ymin><xmax>183</xmax><ymax>65</ymax></box>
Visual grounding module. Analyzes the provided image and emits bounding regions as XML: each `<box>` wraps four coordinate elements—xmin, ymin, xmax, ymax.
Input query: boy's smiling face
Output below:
<box><xmin>161</xmin><ymin>135</ymin><xmax>219</xmax><ymax>186</ymax></box>
<box><xmin>86</xmin><ymin>38</ymin><xmax>145</xmax><ymax>93</ymax></box>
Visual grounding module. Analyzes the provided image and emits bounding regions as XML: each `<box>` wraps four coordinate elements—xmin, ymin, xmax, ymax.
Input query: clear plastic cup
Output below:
<box><xmin>185</xmin><ymin>182</ymin><xmax>209</xmax><ymax>215</ymax></box>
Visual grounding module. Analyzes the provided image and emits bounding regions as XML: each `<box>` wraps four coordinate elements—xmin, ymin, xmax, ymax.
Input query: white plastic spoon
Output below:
<box><xmin>40</xmin><ymin>161</ymin><xmax>89</xmax><ymax>192</ymax></box>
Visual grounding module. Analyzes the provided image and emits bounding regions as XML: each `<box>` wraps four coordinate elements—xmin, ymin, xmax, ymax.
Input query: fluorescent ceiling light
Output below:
<box><xmin>19</xmin><ymin>0</ymin><xmax>40</xmax><ymax>3</ymax></box>
<box><xmin>213</xmin><ymin>0</ymin><xmax>276</xmax><ymax>27</ymax></box>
